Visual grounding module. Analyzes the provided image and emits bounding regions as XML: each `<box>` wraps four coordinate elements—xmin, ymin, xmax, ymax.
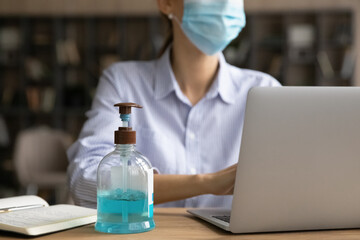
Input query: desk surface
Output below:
<box><xmin>2</xmin><ymin>208</ymin><xmax>360</xmax><ymax>239</ymax></box>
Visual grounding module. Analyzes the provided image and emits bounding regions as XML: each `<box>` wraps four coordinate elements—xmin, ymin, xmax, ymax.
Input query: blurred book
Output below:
<box><xmin>65</xmin><ymin>69</ymin><xmax>83</xmax><ymax>87</ymax></box>
<box><xmin>333</xmin><ymin>23</ymin><xmax>352</xmax><ymax>46</ymax></box>
<box><xmin>100</xmin><ymin>54</ymin><xmax>119</xmax><ymax>72</ymax></box>
<box><xmin>26</xmin><ymin>87</ymin><xmax>41</xmax><ymax>112</ymax></box>
<box><xmin>26</xmin><ymin>87</ymin><xmax>56</xmax><ymax>112</ymax></box>
<box><xmin>0</xmin><ymin>27</ymin><xmax>21</xmax><ymax>51</ymax></box>
<box><xmin>97</xmin><ymin>21</ymin><xmax>118</xmax><ymax>48</ymax></box>
<box><xmin>1</xmin><ymin>86</ymin><xmax>15</xmax><ymax>106</ymax></box>
<box><xmin>32</xmin><ymin>23</ymin><xmax>51</xmax><ymax>46</ymax></box>
<box><xmin>56</xmin><ymin>41</ymin><xmax>67</xmax><ymax>65</ymax></box>
<box><xmin>0</xmin><ymin>27</ymin><xmax>21</xmax><ymax>64</ymax></box>
<box><xmin>341</xmin><ymin>47</ymin><xmax>356</xmax><ymax>80</ymax></box>
<box><xmin>66</xmin><ymin>23</ymin><xmax>84</xmax><ymax>47</ymax></box>
<box><xmin>1</xmin><ymin>74</ymin><xmax>22</xmax><ymax>107</ymax></box>
<box><xmin>107</xmin><ymin>31</ymin><xmax>118</xmax><ymax>48</ymax></box>
<box><xmin>267</xmin><ymin>55</ymin><xmax>283</xmax><ymax>80</ymax></box>
<box><xmin>65</xmin><ymin>40</ymin><xmax>80</xmax><ymax>65</ymax></box>
<box><xmin>0</xmin><ymin>115</ymin><xmax>9</xmax><ymax>147</ymax></box>
<box><xmin>41</xmin><ymin>88</ymin><xmax>56</xmax><ymax>113</ymax></box>
<box><xmin>317</xmin><ymin>51</ymin><xmax>335</xmax><ymax>79</ymax></box>
<box><xmin>287</xmin><ymin>24</ymin><xmax>315</xmax><ymax>49</ymax></box>
<box><xmin>56</xmin><ymin>39</ymin><xmax>80</xmax><ymax>66</ymax></box>
<box><xmin>287</xmin><ymin>24</ymin><xmax>315</xmax><ymax>62</ymax></box>
<box><xmin>25</xmin><ymin>58</ymin><xmax>47</xmax><ymax>82</ymax></box>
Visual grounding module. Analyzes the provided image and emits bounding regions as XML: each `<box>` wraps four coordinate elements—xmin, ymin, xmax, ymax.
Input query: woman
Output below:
<box><xmin>67</xmin><ymin>0</ymin><xmax>280</xmax><ymax>208</ymax></box>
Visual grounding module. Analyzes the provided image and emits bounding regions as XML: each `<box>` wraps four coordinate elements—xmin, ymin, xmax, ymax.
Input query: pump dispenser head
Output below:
<box><xmin>114</xmin><ymin>103</ymin><xmax>142</xmax><ymax>144</ymax></box>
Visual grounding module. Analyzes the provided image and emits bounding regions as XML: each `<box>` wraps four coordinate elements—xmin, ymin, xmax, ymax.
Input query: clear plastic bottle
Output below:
<box><xmin>95</xmin><ymin>103</ymin><xmax>155</xmax><ymax>234</ymax></box>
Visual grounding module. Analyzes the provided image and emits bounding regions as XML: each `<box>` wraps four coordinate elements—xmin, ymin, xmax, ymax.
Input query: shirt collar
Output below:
<box><xmin>154</xmin><ymin>46</ymin><xmax>237</xmax><ymax>105</ymax></box>
<box><xmin>205</xmin><ymin>53</ymin><xmax>237</xmax><ymax>104</ymax></box>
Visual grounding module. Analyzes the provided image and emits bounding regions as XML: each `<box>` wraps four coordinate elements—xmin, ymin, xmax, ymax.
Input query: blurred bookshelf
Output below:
<box><xmin>225</xmin><ymin>11</ymin><xmax>355</xmax><ymax>86</ymax></box>
<box><xmin>0</xmin><ymin>16</ymin><xmax>166</xmax><ymax>196</ymax></box>
<box><xmin>0</xmin><ymin>10</ymin><xmax>356</xmax><ymax>196</ymax></box>
<box><xmin>0</xmin><ymin>16</ymin><xmax>165</xmax><ymax>138</ymax></box>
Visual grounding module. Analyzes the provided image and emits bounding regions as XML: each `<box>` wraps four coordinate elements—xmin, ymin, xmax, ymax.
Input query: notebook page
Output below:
<box><xmin>0</xmin><ymin>205</ymin><xmax>96</xmax><ymax>228</ymax></box>
<box><xmin>0</xmin><ymin>195</ymin><xmax>48</xmax><ymax>210</ymax></box>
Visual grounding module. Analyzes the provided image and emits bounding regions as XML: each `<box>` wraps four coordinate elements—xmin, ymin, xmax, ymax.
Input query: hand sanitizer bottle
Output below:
<box><xmin>95</xmin><ymin>103</ymin><xmax>155</xmax><ymax>234</ymax></box>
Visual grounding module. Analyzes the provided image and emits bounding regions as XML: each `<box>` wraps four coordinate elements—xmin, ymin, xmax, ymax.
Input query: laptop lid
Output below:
<box><xmin>230</xmin><ymin>87</ymin><xmax>360</xmax><ymax>233</ymax></box>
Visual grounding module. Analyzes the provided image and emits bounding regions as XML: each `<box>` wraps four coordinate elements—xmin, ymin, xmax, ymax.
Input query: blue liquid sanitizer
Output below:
<box><xmin>95</xmin><ymin>103</ymin><xmax>155</xmax><ymax>234</ymax></box>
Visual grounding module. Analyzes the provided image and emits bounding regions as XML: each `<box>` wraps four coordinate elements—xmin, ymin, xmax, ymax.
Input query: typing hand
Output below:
<box><xmin>201</xmin><ymin>164</ymin><xmax>237</xmax><ymax>196</ymax></box>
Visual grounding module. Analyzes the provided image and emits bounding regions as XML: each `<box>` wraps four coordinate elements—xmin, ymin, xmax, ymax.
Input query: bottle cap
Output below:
<box><xmin>114</xmin><ymin>103</ymin><xmax>142</xmax><ymax>144</ymax></box>
<box><xmin>114</xmin><ymin>103</ymin><xmax>142</xmax><ymax>114</ymax></box>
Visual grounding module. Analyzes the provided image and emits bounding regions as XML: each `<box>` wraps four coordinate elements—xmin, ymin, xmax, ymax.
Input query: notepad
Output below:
<box><xmin>0</xmin><ymin>195</ymin><xmax>96</xmax><ymax>236</ymax></box>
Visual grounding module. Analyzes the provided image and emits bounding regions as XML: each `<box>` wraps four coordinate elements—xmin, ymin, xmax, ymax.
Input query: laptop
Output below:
<box><xmin>188</xmin><ymin>87</ymin><xmax>360</xmax><ymax>233</ymax></box>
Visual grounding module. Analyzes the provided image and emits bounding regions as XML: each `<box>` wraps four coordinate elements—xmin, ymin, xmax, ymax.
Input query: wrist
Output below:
<box><xmin>196</xmin><ymin>173</ymin><xmax>213</xmax><ymax>195</ymax></box>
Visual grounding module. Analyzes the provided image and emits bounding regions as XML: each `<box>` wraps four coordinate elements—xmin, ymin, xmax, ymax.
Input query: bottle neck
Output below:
<box><xmin>115</xmin><ymin>144</ymin><xmax>135</xmax><ymax>152</ymax></box>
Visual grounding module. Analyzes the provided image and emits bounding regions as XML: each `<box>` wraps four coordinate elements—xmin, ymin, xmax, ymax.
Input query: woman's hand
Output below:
<box><xmin>153</xmin><ymin>164</ymin><xmax>237</xmax><ymax>205</ymax></box>
<box><xmin>200</xmin><ymin>164</ymin><xmax>238</xmax><ymax>196</ymax></box>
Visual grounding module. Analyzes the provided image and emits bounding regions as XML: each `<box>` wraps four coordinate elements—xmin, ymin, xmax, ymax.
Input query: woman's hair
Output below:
<box><xmin>158</xmin><ymin>13</ymin><xmax>173</xmax><ymax>57</ymax></box>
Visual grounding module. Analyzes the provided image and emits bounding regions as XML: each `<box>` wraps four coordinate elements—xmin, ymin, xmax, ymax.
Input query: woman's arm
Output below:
<box><xmin>154</xmin><ymin>164</ymin><xmax>237</xmax><ymax>205</ymax></box>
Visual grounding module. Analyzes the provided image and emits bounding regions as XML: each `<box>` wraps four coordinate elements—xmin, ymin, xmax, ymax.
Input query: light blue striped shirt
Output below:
<box><xmin>67</xmin><ymin>47</ymin><xmax>281</xmax><ymax>209</ymax></box>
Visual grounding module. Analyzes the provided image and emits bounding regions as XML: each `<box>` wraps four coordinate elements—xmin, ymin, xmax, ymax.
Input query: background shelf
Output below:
<box><xmin>0</xmin><ymin>9</ymin><xmax>356</xmax><ymax>198</ymax></box>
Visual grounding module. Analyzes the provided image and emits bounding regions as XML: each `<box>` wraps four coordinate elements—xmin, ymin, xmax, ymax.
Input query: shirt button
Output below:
<box><xmin>190</xmin><ymin>168</ymin><xmax>196</xmax><ymax>174</ymax></box>
<box><xmin>189</xmin><ymin>132</ymin><xmax>196</xmax><ymax>140</ymax></box>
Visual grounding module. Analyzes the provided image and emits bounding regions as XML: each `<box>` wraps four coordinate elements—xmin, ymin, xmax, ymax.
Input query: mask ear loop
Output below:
<box><xmin>168</xmin><ymin>13</ymin><xmax>182</xmax><ymax>26</ymax></box>
<box><xmin>167</xmin><ymin>13</ymin><xmax>204</xmax><ymax>54</ymax></box>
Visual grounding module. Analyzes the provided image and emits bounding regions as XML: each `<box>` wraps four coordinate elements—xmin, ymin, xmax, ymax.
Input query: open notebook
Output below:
<box><xmin>0</xmin><ymin>195</ymin><xmax>96</xmax><ymax>236</ymax></box>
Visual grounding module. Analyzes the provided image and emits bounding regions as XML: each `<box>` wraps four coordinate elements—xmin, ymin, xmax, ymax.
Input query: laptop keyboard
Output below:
<box><xmin>212</xmin><ymin>215</ymin><xmax>230</xmax><ymax>223</ymax></box>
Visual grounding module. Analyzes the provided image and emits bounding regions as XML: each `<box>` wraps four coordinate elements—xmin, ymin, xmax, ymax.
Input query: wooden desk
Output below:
<box><xmin>1</xmin><ymin>208</ymin><xmax>360</xmax><ymax>239</ymax></box>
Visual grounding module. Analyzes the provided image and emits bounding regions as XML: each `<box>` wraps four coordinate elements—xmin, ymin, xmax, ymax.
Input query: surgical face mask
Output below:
<box><xmin>169</xmin><ymin>0</ymin><xmax>246</xmax><ymax>56</ymax></box>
